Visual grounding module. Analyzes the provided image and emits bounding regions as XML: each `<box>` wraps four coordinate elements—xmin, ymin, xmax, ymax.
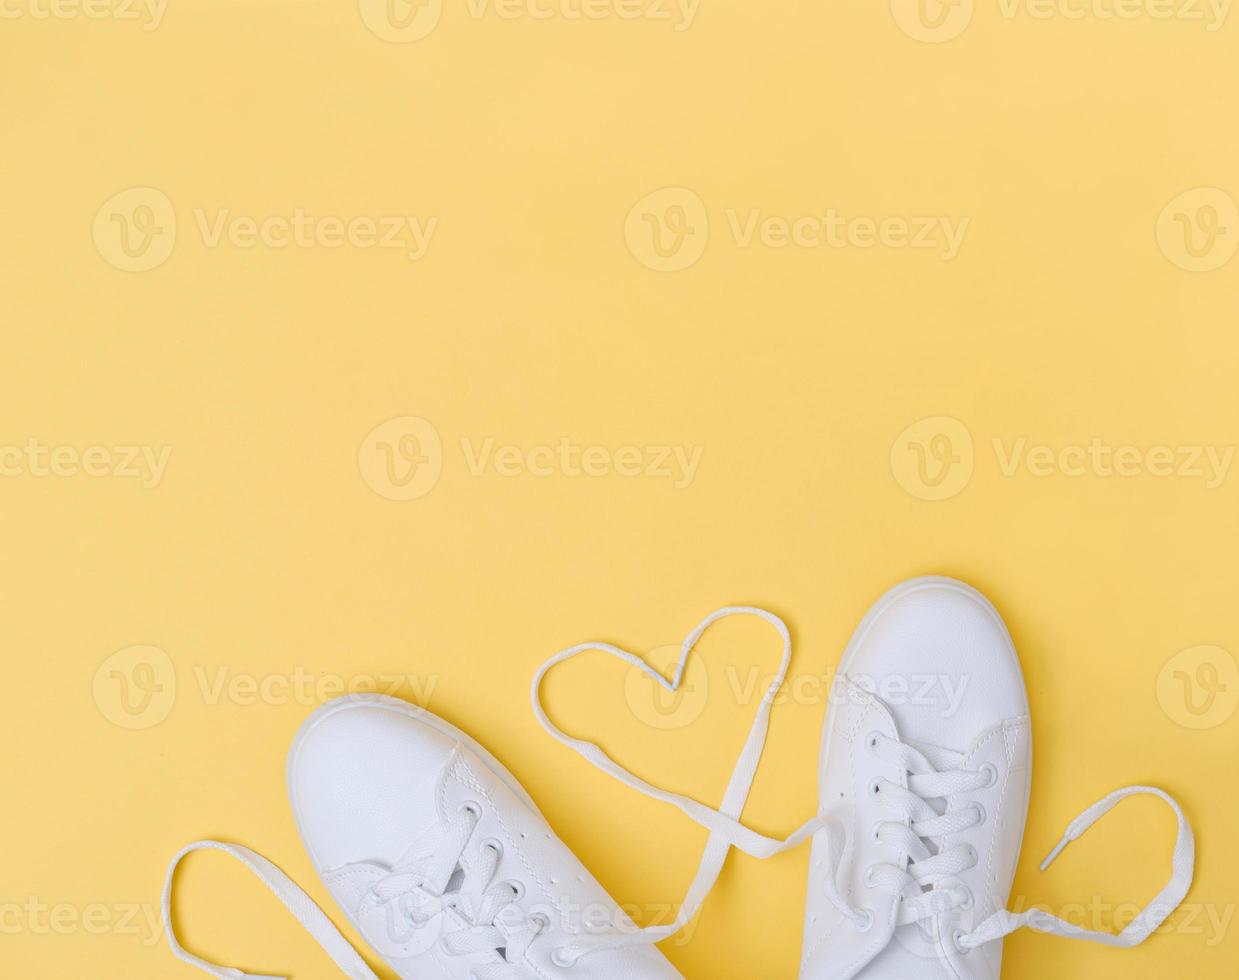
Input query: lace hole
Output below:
<box><xmin>959</xmin><ymin>886</ymin><xmax>975</xmax><ymax>911</ymax></box>
<box><xmin>979</xmin><ymin>764</ymin><xmax>998</xmax><ymax>789</ymax></box>
<box><xmin>953</xmin><ymin>929</ymin><xmax>971</xmax><ymax>954</ymax></box>
<box><xmin>970</xmin><ymin>801</ymin><xmax>987</xmax><ymax>826</ymax></box>
<box><xmin>855</xmin><ymin>907</ymin><xmax>875</xmax><ymax>932</ymax></box>
<box><xmin>870</xmin><ymin>821</ymin><xmax>884</xmax><ymax>844</ymax></box>
<box><xmin>529</xmin><ymin>911</ymin><xmax>550</xmax><ymax>932</ymax></box>
<box><xmin>505</xmin><ymin>879</ymin><xmax>525</xmax><ymax>899</ymax></box>
<box><xmin>459</xmin><ymin>801</ymin><xmax>482</xmax><ymax>818</ymax></box>
<box><xmin>866</xmin><ymin>731</ymin><xmax>881</xmax><ymax>751</ymax></box>
<box><xmin>868</xmin><ymin>779</ymin><xmax>882</xmax><ymax>796</ymax></box>
<box><xmin>551</xmin><ymin>946</ymin><xmax>576</xmax><ymax>967</ymax></box>
<box><xmin>481</xmin><ymin>837</ymin><xmax>504</xmax><ymax>859</ymax></box>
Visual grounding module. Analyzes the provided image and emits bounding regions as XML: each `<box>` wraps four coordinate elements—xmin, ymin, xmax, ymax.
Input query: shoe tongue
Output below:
<box><xmin>905</xmin><ymin>737</ymin><xmax>966</xmax><ymax>770</ymax></box>
<box><xmin>863</xmin><ymin>672</ymin><xmax>975</xmax><ymax>756</ymax></box>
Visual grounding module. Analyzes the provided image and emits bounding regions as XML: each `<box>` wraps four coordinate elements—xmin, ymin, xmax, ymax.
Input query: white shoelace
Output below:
<box><xmin>368</xmin><ymin>803</ymin><xmax>546</xmax><ymax>979</ymax></box>
<box><xmin>531</xmin><ymin>606</ymin><xmax>831</xmax><ymax>962</ymax></box>
<box><xmin>531</xmin><ymin>606</ymin><xmax>1197</xmax><ymax>961</ymax></box>
<box><xmin>163</xmin><ymin>606</ymin><xmax>1197</xmax><ymax>976</ymax></box>
<box><xmin>163</xmin><ymin>841</ymin><xmax>379</xmax><ymax>980</ymax></box>
<box><xmin>163</xmin><ymin>809</ymin><xmax>547</xmax><ymax>978</ymax></box>
<box><xmin>827</xmin><ymin>733</ymin><xmax>993</xmax><ymax>932</ymax></box>
<box><xmin>960</xmin><ymin>785</ymin><xmax>1195</xmax><ymax>951</ymax></box>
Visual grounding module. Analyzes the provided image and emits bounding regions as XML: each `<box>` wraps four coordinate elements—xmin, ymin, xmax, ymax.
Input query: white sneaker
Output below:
<box><xmin>163</xmin><ymin>694</ymin><xmax>683</xmax><ymax>979</ymax></box>
<box><xmin>799</xmin><ymin>576</ymin><xmax>1196</xmax><ymax>980</ymax></box>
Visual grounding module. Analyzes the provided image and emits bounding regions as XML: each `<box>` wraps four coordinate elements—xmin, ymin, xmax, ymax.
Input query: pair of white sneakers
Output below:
<box><xmin>164</xmin><ymin>577</ymin><xmax>1195</xmax><ymax>979</ymax></box>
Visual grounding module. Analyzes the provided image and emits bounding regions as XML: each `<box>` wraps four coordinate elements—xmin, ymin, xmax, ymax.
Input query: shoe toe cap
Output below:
<box><xmin>846</xmin><ymin>577</ymin><xmax>1028</xmax><ymax>746</ymax></box>
<box><xmin>287</xmin><ymin>695</ymin><xmax>455</xmax><ymax>872</ymax></box>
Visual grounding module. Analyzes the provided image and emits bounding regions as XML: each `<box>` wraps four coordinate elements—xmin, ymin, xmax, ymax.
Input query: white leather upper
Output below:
<box><xmin>288</xmin><ymin>695</ymin><xmax>683</xmax><ymax>980</ymax></box>
<box><xmin>801</xmin><ymin>577</ymin><xmax>1032</xmax><ymax>980</ymax></box>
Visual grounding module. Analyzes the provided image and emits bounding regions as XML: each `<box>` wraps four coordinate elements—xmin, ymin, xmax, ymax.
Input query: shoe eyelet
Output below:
<box><xmin>481</xmin><ymin>837</ymin><xmax>503</xmax><ymax>859</ymax></box>
<box><xmin>870</xmin><ymin>821</ymin><xmax>885</xmax><ymax>844</ymax></box>
<box><xmin>978</xmin><ymin>764</ymin><xmax>998</xmax><ymax>789</ymax></box>
<box><xmin>958</xmin><ymin>886</ymin><xmax>975</xmax><ymax>911</ymax></box>
<box><xmin>551</xmin><ymin>946</ymin><xmax>577</xmax><ymax>967</ymax></box>
<box><xmin>969</xmin><ymin>801</ymin><xmax>987</xmax><ymax>826</ymax></box>
<box><xmin>868</xmin><ymin>778</ymin><xmax>882</xmax><ymax>797</ymax></box>
<box><xmin>505</xmin><ymin>878</ymin><xmax>525</xmax><ymax>899</ymax></box>
<box><xmin>855</xmin><ymin>907</ymin><xmax>875</xmax><ymax>932</ymax></box>
<box><xmin>953</xmin><ymin>929</ymin><xmax>971</xmax><ymax>954</ymax></box>
<box><xmin>865</xmin><ymin>731</ymin><xmax>881</xmax><ymax>751</ymax></box>
<box><xmin>529</xmin><ymin>911</ymin><xmax>550</xmax><ymax>932</ymax></box>
<box><xmin>962</xmin><ymin>843</ymin><xmax>978</xmax><ymax>868</ymax></box>
<box><xmin>459</xmin><ymin>801</ymin><xmax>482</xmax><ymax>818</ymax></box>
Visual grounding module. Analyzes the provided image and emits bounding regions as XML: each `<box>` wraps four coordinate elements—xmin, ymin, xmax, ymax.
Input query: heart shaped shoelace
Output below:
<box><xmin>531</xmin><ymin>606</ymin><xmax>1197</xmax><ymax>961</ymax></box>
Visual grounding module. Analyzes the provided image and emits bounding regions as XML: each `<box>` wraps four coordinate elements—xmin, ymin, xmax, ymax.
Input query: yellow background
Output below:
<box><xmin>2</xmin><ymin>1</ymin><xmax>1237</xmax><ymax>977</ymax></box>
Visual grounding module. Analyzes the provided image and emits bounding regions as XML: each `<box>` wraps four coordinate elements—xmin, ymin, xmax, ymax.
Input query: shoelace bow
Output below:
<box><xmin>163</xmin><ymin>606</ymin><xmax>1197</xmax><ymax>976</ymax></box>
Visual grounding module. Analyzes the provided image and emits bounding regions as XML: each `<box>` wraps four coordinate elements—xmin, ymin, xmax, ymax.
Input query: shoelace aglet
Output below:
<box><xmin>1039</xmin><ymin>835</ymin><xmax>1072</xmax><ymax>871</ymax></box>
<box><xmin>1040</xmin><ymin>807</ymin><xmax>1096</xmax><ymax>871</ymax></box>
